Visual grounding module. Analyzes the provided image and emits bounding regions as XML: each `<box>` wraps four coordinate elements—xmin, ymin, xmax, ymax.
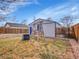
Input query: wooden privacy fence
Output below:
<box><xmin>72</xmin><ymin>25</ymin><xmax>79</xmax><ymax>41</ymax></box>
<box><xmin>0</xmin><ymin>27</ymin><xmax>28</xmax><ymax>34</ymax></box>
<box><xmin>69</xmin><ymin>24</ymin><xmax>79</xmax><ymax>42</ymax></box>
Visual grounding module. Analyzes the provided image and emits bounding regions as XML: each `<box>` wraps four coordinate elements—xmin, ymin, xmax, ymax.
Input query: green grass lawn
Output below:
<box><xmin>0</xmin><ymin>37</ymin><xmax>73</xmax><ymax>59</ymax></box>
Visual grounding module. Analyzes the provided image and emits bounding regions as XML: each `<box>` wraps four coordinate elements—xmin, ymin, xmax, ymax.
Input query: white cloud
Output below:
<box><xmin>0</xmin><ymin>0</ymin><xmax>39</xmax><ymax>15</ymax></box>
<box><xmin>71</xmin><ymin>6</ymin><xmax>77</xmax><ymax>11</ymax></box>
<box><xmin>27</xmin><ymin>4</ymin><xmax>70</xmax><ymax>23</ymax></box>
<box><xmin>35</xmin><ymin>4</ymin><xmax>68</xmax><ymax>19</ymax></box>
<box><xmin>34</xmin><ymin>3</ymin><xmax>79</xmax><ymax>22</ymax></box>
<box><xmin>71</xmin><ymin>6</ymin><xmax>79</xmax><ymax>16</ymax></box>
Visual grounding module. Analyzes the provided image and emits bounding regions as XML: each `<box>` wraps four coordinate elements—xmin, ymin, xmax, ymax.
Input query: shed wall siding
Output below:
<box><xmin>42</xmin><ymin>23</ymin><xmax>55</xmax><ymax>38</ymax></box>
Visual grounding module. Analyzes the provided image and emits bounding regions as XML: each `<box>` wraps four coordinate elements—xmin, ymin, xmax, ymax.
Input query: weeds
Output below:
<box><xmin>0</xmin><ymin>37</ymin><xmax>72</xmax><ymax>59</ymax></box>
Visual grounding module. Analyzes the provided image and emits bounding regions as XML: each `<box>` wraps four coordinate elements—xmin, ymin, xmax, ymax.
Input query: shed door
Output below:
<box><xmin>42</xmin><ymin>23</ymin><xmax>55</xmax><ymax>38</ymax></box>
<box><xmin>29</xmin><ymin>27</ymin><xmax>32</xmax><ymax>35</ymax></box>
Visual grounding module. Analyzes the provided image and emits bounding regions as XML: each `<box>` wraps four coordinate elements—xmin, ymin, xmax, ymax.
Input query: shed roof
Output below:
<box><xmin>29</xmin><ymin>18</ymin><xmax>61</xmax><ymax>26</ymax></box>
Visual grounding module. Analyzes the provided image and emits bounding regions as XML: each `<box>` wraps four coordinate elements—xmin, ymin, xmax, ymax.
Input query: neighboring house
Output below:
<box><xmin>0</xmin><ymin>23</ymin><xmax>28</xmax><ymax>34</ymax></box>
<box><xmin>5</xmin><ymin>23</ymin><xmax>27</xmax><ymax>29</ymax></box>
<box><xmin>29</xmin><ymin>18</ymin><xmax>61</xmax><ymax>38</ymax></box>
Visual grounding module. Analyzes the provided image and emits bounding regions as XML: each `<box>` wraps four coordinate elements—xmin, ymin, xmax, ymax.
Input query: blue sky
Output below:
<box><xmin>0</xmin><ymin>0</ymin><xmax>79</xmax><ymax>26</ymax></box>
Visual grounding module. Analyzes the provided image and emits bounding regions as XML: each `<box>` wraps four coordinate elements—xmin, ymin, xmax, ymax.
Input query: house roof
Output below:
<box><xmin>5</xmin><ymin>23</ymin><xmax>27</xmax><ymax>28</ymax></box>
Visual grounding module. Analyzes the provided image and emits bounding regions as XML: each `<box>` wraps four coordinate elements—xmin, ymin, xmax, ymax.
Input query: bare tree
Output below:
<box><xmin>0</xmin><ymin>0</ymin><xmax>31</xmax><ymax>22</ymax></box>
<box><xmin>60</xmin><ymin>16</ymin><xmax>73</xmax><ymax>38</ymax></box>
<box><xmin>0</xmin><ymin>0</ymin><xmax>26</xmax><ymax>14</ymax></box>
<box><xmin>0</xmin><ymin>0</ymin><xmax>37</xmax><ymax>15</ymax></box>
<box><xmin>21</xmin><ymin>19</ymin><xmax>27</xmax><ymax>25</ymax></box>
<box><xmin>0</xmin><ymin>15</ymin><xmax>6</xmax><ymax>21</ymax></box>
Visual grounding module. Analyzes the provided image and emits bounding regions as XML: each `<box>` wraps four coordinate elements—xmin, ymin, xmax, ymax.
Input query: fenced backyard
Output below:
<box><xmin>0</xmin><ymin>26</ymin><xmax>78</xmax><ymax>59</ymax></box>
<box><xmin>0</xmin><ymin>35</ymin><xmax>76</xmax><ymax>59</ymax></box>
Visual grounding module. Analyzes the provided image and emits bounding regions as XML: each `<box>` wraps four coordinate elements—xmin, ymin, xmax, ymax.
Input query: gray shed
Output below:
<box><xmin>29</xmin><ymin>18</ymin><xmax>61</xmax><ymax>38</ymax></box>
